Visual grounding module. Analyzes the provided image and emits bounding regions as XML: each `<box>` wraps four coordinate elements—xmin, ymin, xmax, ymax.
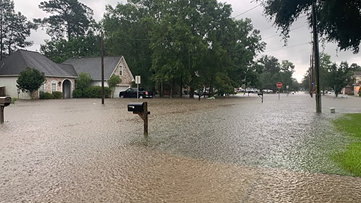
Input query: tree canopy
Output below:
<box><xmin>258</xmin><ymin>0</ymin><xmax>361</xmax><ymax>53</ymax></box>
<box><xmin>35</xmin><ymin>0</ymin><xmax>94</xmax><ymax>41</ymax></box>
<box><xmin>0</xmin><ymin>0</ymin><xmax>37</xmax><ymax>58</ymax></box>
<box><xmin>16</xmin><ymin>68</ymin><xmax>45</xmax><ymax>98</ymax></box>
<box><xmin>103</xmin><ymin>0</ymin><xmax>266</xmax><ymax>97</ymax></box>
<box><xmin>301</xmin><ymin>53</ymin><xmax>356</xmax><ymax>97</ymax></box>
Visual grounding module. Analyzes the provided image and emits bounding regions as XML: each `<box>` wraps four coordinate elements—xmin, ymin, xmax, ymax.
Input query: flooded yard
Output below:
<box><xmin>1</xmin><ymin>93</ymin><xmax>360</xmax><ymax>202</ymax></box>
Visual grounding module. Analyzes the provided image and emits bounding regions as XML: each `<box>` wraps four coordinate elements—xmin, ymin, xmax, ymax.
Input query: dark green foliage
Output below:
<box><xmin>257</xmin><ymin>56</ymin><xmax>297</xmax><ymax>91</ymax></box>
<box><xmin>72</xmin><ymin>89</ymin><xmax>83</xmax><ymax>98</ymax></box>
<box><xmin>108</xmin><ymin>75</ymin><xmax>122</xmax><ymax>98</ymax></box>
<box><xmin>75</xmin><ymin>72</ymin><xmax>92</xmax><ymax>91</ymax></box>
<box><xmin>41</xmin><ymin>31</ymin><xmax>100</xmax><ymax>63</ymax></box>
<box><xmin>39</xmin><ymin>92</ymin><xmax>54</xmax><ymax>99</ymax></box>
<box><xmin>83</xmin><ymin>86</ymin><xmax>111</xmax><ymax>98</ymax></box>
<box><xmin>214</xmin><ymin>72</ymin><xmax>235</xmax><ymax>95</ymax></box>
<box><xmin>35</xmin><ymin>0</ymin><xmax>94</xmax><ymax>41</ymax></box>
<box><xmin>72</xmin><ymin>72</ymin><xmax>111</xmax><ymax>98</ymax></box>
<box><xmin>73</xmin><ymin>86</ymin><xmax>111</xmax><ymax>98</ymax></box>
<box><xmin>108</xmin><ymin>75</ymin><xmax>122</xmax><ymax>89</ymax></box>
<box><xmin>328</xmin><ymin>62</ymin><xmax>354</xmax><ymax>97</ymax></box>
<box><xmin>16</xmin><ymin>68</ymin><xmax>46</xmax><ymax>97</ymax></box>
<box><xmin>0</xmin><ymin>0</ymin><xmax>37</xmax><ymax>57</ymax></box>
<box><xmin>52</xmin><ymin>91</ymin><xmax>62</xmax><ymax>99</ymax></box>
<box><xmin>103</xmin><ymin>0</ymin><xmax>265</xmax><ymax>97</ymax></box>
<box><xmin>301</xmin><ymin>54</ymin><xmax>355</xmax><ymax>96</ymax></box>
<box><xmin>258</xmin><ymin>0</ymin><xmax>361</xmax><ymax>53</ymax></box>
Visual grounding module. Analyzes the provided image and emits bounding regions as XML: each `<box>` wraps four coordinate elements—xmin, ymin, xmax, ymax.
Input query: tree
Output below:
<box><xmin>75</xmin><ymin>72</ymin><xmax>91</xmax><ymax>90</ymax></box>
<box><xmin>328</xmin><ymin>62</ymin><xmax>354</xmax><ymax>97</ymax></box>
<box><xmin>35</xmin><ymin>0</ymin><xmax>94</xmax><ymax>41</ymax></box>
<box><xmin>107</xmin><ymin>75</ymin><xmax>122</xmax><ymax>98</ymax></box>
<box><xmin>0</xmin><ymin>0</ymin><xmax>36</xmax><ymax>58</ymax></box>
<box><xmin>319</xmin><ymin>53</ymin><xmax>333</xmax><ymax>94</ymax></box>
<box><xmin>40</xmin><ymin>29</ymin><xmax>100</xmax><ymax>63</ymax></box>
<box><xmin>16</xmin><ymin>68</ymin><xmax>45</xmax><ymax>99</ymax></box>
<box><xmin>257</xmin><ymin>0</ymin><xmax>361</xmax><ymax>53</ymax></box>
<box><xmin>103</xmin><ymin>0</ymin><xmax>264</xmax><ymax>98</ymax></box>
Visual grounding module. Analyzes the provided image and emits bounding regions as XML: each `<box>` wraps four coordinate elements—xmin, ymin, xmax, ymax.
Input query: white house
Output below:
<box><xmin>0</xmin><ymin>50</ymin><xmax>77</xmax><ymax>99</ymax></box>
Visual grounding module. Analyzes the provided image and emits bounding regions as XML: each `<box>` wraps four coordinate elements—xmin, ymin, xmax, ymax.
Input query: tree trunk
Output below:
<box><xmin>160</xmin><ymin>80</ymin><xmax>164</xmax><ymax>98</ymax></box>
<box><xmin>170</xmin><ymin>78</ymin><xmax>173</xmax><ymax>99</ymax></box>
<box><xmin>180</xmin><ymin>75</ymin><xmax>183</xmax><ymax>98</ymax></box>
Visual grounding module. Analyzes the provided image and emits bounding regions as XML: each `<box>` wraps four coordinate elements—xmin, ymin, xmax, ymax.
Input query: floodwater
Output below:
<box><xmin>0</xmin><ymin>93</ymin><xmax>360</xmax><ymax>202</ymax></box>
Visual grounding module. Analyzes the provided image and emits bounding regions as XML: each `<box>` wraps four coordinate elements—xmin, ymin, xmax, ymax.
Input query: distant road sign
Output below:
<box><xmin>277</xmin><ymin>82</ymin><xmax>282</xmax><ymax>89</ymax></box>
<box><xmin>135</xmin><ymin>76</ymin><xmax>141</xmax><ymax>84</ymax></box>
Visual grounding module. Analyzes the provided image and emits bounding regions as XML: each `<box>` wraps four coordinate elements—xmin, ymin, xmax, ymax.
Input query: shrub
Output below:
<box><xmin>16</xmin><ymin>68</ymin><xmax>45</xmax><ymax>99</ymax></box>
<box><xmin>72</xmin><ymin>89</ymin><xmax>83</xmax><ymax>98</ymax></box>
<box><xmin>52</xmin><ymin>91</ymin><xmax>62</xmax><ymax>99</ymax></box>
<box><xmin>40</xmin><ymin>92</ymin><xmax>54</xmax><ymax>99</ymax></box>
<box><xmin>83</xmin><ymin>86</ymin><xmax>111</xmax><ymax>98</ymax></box>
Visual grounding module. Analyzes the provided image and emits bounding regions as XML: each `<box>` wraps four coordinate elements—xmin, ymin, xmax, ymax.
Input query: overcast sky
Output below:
<box><xmin>13</xmin><ymin>0</ymin><xmax>361</xmax><ymax>82</ymax></box>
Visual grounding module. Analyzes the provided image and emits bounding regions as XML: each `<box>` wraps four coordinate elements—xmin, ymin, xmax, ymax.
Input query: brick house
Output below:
<box><xmin>0</xmin><ymin>50</ymin><xmax>77</xmax><ymax>99</ymax></box>
<box><xmin>62</xmin><ymin>56</ymin><xmax>134</xmax><ymax>98</ymax></box>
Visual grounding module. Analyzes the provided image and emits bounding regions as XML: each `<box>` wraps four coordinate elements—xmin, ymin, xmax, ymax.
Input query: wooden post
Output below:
<box><xmin>312</xmin><ymin>2</ymin><xmax>322</xmax><ymax>113</ymax></box>
<box><xmin>101</xmin><ymin>32</ymin><xmax>105</xmax><ymax>105</ymax></box>
<box><xmin>0</xmin><ymin>106</ymin><xmax>4</xmax><ymax>124</ymax></box>
<box><xmin>143</xmin><ymin>102</ymin><xmax>148</xmax><ymax>136</ymax></box>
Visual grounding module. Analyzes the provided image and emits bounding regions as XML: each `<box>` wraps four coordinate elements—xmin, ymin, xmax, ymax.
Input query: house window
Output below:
<box><xmin>51</xmin><ymin>81</ymin><xmax>57</xmax><ymax>93</ymax></box>
<box><xmin>119</xmin><ymin>65</ymin><xmax>123</xmax><ymax>76</ymax></box>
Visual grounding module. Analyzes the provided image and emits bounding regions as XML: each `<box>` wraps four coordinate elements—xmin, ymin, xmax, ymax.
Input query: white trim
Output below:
<box><xmin>110</xmin><ymin>58</ymin><xmax>123</xmax><ymax>79</ymax></box>
<box><xmin>61</xmin><ymin>79</ymin><xmax>72</xmax><ymax>99</ymax></box>
<box><xmin>51</xmin><ymin>81</ymin><xmax>57</xmax><ymax>93</ymax></box>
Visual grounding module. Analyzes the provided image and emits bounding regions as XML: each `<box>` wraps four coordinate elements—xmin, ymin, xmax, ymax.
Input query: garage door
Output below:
<box><xmin>114</xmin><ymin>86</ymin><xmax>129</xmax><ymax>98</ymax></box>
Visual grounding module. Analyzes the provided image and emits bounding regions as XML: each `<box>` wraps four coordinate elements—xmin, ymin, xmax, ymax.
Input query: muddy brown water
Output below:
<box><xmin>1</xmin><ymin>93</ymin><xmax>360</xmax><ymax>202</ymax></box>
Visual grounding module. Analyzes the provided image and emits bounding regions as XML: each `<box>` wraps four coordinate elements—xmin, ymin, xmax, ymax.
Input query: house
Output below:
<box><xmin>0</xmin><ymin>50</ymin><xmax>77</xmax><ymax>99</ymax></box>
<box><xmin>353</xmin><ymin>71</ymin><xmax>361</xmax><ymax>96</ymax></box>
<box><xmin>62</xmin><ymin>56</ymin><xmax>134</xmax><ymax>98</ymax></box>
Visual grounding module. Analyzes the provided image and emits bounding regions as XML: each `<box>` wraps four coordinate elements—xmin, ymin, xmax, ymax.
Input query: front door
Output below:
<box><xmin>62</xmin><ymin>80</ymin><xmax>72</xmax><ymax>99</ymax></box>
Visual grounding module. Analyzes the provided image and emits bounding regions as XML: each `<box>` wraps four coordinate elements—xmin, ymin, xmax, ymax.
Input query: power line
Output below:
<box><xmin>233</xmin><ymin>4</ymin><xmax>261</xmax><ymax>18</ymax></box>
<box><xmin>264</xmin><ymin>42</ymin><xmax>311</xmax><ymax>53</ymax></box>
<box><xmin>262</xmin><ymin>24</ymin><xmax>308</xmax><ymax>40</ymax></box>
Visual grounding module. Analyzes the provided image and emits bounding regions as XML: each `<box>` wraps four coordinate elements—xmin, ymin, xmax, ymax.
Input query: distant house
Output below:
<box><xmin>353</xmin><ymin>71</ymin><xmax>361</xmax><ymax>96</ymax></box>
<box><xmin>62</xmin><ymin>56</ymin><xmax>134</xmax><ymax>98</ymax></box>
<box><xmin>0</xmin><ymin>50</ymin><xmax>77</xmax><ymax>99</ymax></box>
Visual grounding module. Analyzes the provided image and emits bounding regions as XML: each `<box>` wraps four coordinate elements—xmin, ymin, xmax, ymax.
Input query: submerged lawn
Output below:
<box><xmin>332</xmin><ymin>114</ymin><xmax>361</xmax><ymax>177</ymax></box>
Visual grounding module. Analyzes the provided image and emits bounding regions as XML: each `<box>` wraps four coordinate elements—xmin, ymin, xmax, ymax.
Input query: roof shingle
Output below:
<box><xmin>0</xmin><ymin>50</ymin><xmax>77</xmax><ymax>77</ymax></box>
<box><xmin>62</xmin><ymin>56</ymin><xmax>122</xmax><ymax>81</ymax></box>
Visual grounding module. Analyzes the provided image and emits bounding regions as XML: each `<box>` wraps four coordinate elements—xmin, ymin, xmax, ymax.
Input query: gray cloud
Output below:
<box><xmin>13</xmin><ymin>0</ymin><xmax>361</xmax><ymax>82</ymax></box>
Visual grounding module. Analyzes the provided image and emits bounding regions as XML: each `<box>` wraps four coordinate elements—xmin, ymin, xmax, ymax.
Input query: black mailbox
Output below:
<box><xmin>0</xmin><ymin>97</ymin><xmax>11</xmax><ymax>107</ymax></box>
<box><xmin>128</xmin><ymin>102</ymin><xmax>145</xmax><ymax>113</ymax></box>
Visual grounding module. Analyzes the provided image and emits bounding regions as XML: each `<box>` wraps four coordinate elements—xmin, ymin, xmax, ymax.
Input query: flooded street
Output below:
<box><xmin>1</xmin><ymin>93</ymin><xmax>361</xmax><ymax>202</ymax></box>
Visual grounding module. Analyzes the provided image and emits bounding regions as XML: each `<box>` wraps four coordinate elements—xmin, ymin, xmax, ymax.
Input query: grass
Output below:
<box><xmin>332</xmin><ymin>114</ymin><xmax>361</xmax><ymax>177</ymax></box>
<box><xmin>11</xmin><ymin>97</ymin><xmax>17</xmax><ymax>104</ymax></box>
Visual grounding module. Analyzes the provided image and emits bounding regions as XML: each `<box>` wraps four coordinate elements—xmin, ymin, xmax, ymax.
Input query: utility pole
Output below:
<box><xmin>312</xmin><ymin>1</ymin><xmax>321</xmax><ymax>113</ymax></box>
<box><xmin>101</xmin><ymin>32</ymin><xmax>105</xmax><ymax>105</ymax></box>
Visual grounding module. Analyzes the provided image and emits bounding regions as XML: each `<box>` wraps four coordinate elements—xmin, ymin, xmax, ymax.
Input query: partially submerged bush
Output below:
<box><xmin>40</xmin><ymin>92</ymin><xmax>54</xmax><ymax>99</ymax></box>
<box><xmin>52</xmin><ymin>91</ymin><xmax>62</xmax><ymax>99</ymax></box>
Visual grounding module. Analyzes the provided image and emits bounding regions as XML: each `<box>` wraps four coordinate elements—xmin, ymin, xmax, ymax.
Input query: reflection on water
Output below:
<box><xmin>0</xmin><ymin>94</ymin><xmax>360</xmax><ymax>202</ymax></box>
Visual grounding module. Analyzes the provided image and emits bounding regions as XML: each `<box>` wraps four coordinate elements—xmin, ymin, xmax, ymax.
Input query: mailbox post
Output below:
<box><xmin>127</xmin><ymin>102</ymin><xmax>150</xmax><ymax>136</ymax></box>
<box><xmin>257</xmin><ymin>91</ymin><xmax>263</xmax><ymax>103</ymax></box>
<box><xmin>0</xmin><ymin>97</ymin><xmax>11</xmax><ymax>124</ymax></box>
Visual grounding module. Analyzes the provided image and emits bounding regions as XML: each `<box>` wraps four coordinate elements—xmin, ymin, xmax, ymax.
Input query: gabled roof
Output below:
<box><xmin>0</xmin><ymin>49</ymin><xmax>77</xmax><ymax>77</ymax></box>
<box><xmin>58</xmin><ymin>64</ymin><xmax>78</xmax><ymax>77</ymax></box>
<box><xmin>62</xmin><ymin>56</ymin><xmax>122</xmax><ymax>81</ymax></box>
